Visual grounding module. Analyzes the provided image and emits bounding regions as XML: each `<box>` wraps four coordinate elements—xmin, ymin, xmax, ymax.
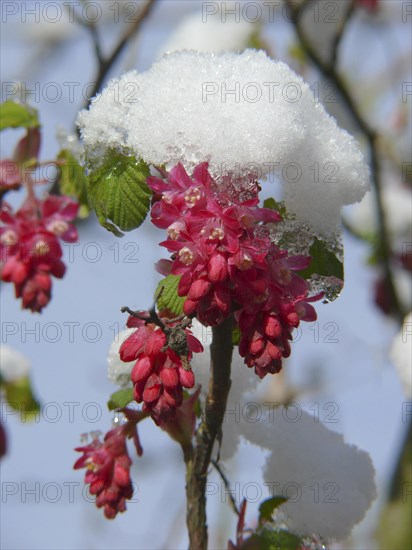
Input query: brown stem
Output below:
<box><xmin>185</xmin><ymin>315</ymin><xmax>234</xmax><ymax>550</ymax></box>
<box><xmin>285</xmin><ymin>0</ymin><xmax>405</xmax><ymax>322</ymax></box>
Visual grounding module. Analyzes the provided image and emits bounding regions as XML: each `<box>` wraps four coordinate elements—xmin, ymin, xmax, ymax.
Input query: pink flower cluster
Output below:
<box><xmin>119</xmin><ymin>314</ymin><xmax>203</xmax><ymax>424</ymax></box>
<box><xmin>0</xmin><ymin>195</ymin><xmax>78</xmax><ymax>312</ymax></box>
<box><xmin>74</xmin><ymin>427</ymin><xmax>133</xmax><ymax>519</ymax></box>
<box><xmin>148</xmin><ymin>163</ymin><xmax>322</xmax><ymax>378</ymax></box>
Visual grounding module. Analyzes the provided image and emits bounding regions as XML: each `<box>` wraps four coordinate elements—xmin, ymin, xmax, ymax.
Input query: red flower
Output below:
<box><xmin>74</xmin><ymin>427</ymin><xmax>133</xmax><ymax>519</ymax></box>
<box><xmin>120</xmin><ymin>314</ymin><xmax>203</xmax><ymax>425</ymax></box>
<box><xmin>148</xmin><ymin>163</ymin><xmax>279</xmax><ymax>325</ymax></box>
<box><xmin>236</xmin><ymin>258</ymin><xmax>320</xmax><ymax>378</ymax></box>
<box><xmin>0</xmin><ymin>196</ymin><xmax>78</xmax><ymax>312</ymax></box>
<box><xmin>148</xmin><ymin>162</ymin><xmax>323</xmax><ymax>377</ymax></box>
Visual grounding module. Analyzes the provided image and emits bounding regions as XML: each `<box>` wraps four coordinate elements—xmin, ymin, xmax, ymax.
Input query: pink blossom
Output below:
<box><xmin>119</xmin><ymin>314</ymin><xmax>203</xmax><ymax>425</ymax></box>
<box><xmin>74</xmin><ymin>427</ymin><xmax>133</xmax><ymax>519</ymax></box>
<box><xmin>0</xmin><ymin>196</ymin><xmax>78</xmax><ymax>312</ymax></box>
<box><xmin>147</xmin><ymin>162</ymin><xmax>323</xmax><ymax>377</ymax></box>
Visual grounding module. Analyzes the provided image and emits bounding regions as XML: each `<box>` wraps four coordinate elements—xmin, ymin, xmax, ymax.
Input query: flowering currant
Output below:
<box><xmin>147</xmin><ymin>162</ymin><xmax>323</xmax><ymax>377</ymax></box>
<box><xmin>74</xmin><ymin>426</ymin><xmax>133</xmax><ymax>519</ymax></box>
<box><xmin>119</xmin><ymin>311</ymin><xmax>203</xmax><ymax>425</ymax></box>
<box><xmin>0</xmin><ymin>195</ymin><xmax>78</xmax><ymax>312</ymax></box>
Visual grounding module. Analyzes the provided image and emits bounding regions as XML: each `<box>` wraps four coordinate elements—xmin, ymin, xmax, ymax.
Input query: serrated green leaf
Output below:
<box><xmin>107</xmin><ymin>388</ymin><xmax>134</xmax><ymax>411</ymax></box>
<box><xmin>87</xmin><ymin>153</ymin><xmax>151</xmax><ymax>236</ymax></box>
<box><xmin>57</xmin><ymin>149</ymin><xmax>90</xmax><ymax>217</ymax></box>
<box><xmin>3</xmin><ymin>376</ymin><xmax>40</xmax><ymax>421</ymax></box>
<box><xmin>156</xmin><ymin>275</ymin><xmax>186</xmax><ymax>316</ymax></box>
<box><xmin>241</xmin><ymin>529</ymin><xmax>302</xmax><ymax>550</ymax></box>
<box><xmin>258</xmin><ymin>496</ymin><xmax>288</xmax><ymax>524</ymax></box>
<box><xmin>0</xmin><ymin>101</ymin><xmax>40</xmax><ymax>131</ymax></box>
<box><xmin>299</xmin><ymin>237</ymin><xmax>344</xmax><ymax>281</ymax></box>
<box><xmin>263</xmin><ymin>197</ymin><xmax>288</xmax><ymax>218</ymax></box>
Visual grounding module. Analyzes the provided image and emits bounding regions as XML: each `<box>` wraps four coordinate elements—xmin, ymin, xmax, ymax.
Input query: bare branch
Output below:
<box><xmin>330</xmin><ymin>0</ymin><xmax>356</xmax><ymax>66</ymax></box>
<box><xmin>84</xmin><ymin>0</ymin><xmax>157</xmax><ymax>110</ymax></box>
<box><xmin>211</xmin><ymin>459</ymin><xmax>240</xmax><ymax>517</ymax></box>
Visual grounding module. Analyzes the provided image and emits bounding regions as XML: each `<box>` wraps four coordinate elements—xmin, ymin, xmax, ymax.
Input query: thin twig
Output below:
<box><xmin>88</xmin><ymin>23</ymin><xmax>104</xmax><ymax>65</ymax></box>
<box><xmin>330</xmin><ymin>0</ymin><xmax>356</xmax><ymax>66</ymax></box>
<box><xmin>211</xmin><ymin>459</ymin><xmax>240</xmax><ymax>517</ymax></box>
<box><xmin>84</xmin><ymin>0</ymin><xmax>157</xmax><ymax>109</ymax></box>
<box><xmin>63</xmin><ymin>2</ymin><xmax>103</xmax><ymax>62</ymax></box>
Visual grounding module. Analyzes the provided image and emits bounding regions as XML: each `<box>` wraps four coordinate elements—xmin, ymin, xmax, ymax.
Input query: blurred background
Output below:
<box><xmin>0</xmin><ymin>1</ymin><xmax>411</xmax><ymax>548</ymax></box>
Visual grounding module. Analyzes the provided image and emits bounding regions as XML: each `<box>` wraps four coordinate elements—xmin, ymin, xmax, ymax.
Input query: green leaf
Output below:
<box><xmin>232</xmin><ymin>325</ymin><xmax>241</xmax><ymax>346</ymax></box>
<box><xmin>107</xmin><ymin>388</ymin><xmax>134</xmax><ymax>411</ymax></box>
<box><xmin>156</xmin><ymin>275</ymin><xmax>186</xmax><ymax>316</ymax></box>
<box><xmin>57</xmin><ymin>149</ymin><xmax>90</xmax><ymax>217</ymax></box>
<box><xmin>298</xmin><ymin>237</ymin><xmax>344</xmax><ymax>281</ymax></box>
<box><xmin>258</xmin><ymin>496</ymin><xmax>288</xmax><ymax>524</ymax></box>
<box><xmin>87</xmin><ymin>152</ymin><xmax>151</xmax><ymax>236</ymax></box>
<box><xmin>0</xmin><ymin>101</ymin><xmax>40</xmax><ymax>131</ymax></box>
<box><xmin>241</xmin><ymin>529</ymin><xmax>302</xmax><ymax>550</ymax></box>
<box><xmin>263</xmin><ymin>197</ymin><xmax>288</xmax><ymax>218</ymax></box>
<box><xmin>3</xmin><ymin>376</ymin><xmax>40</xmax><ymax>421</ymax></box>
